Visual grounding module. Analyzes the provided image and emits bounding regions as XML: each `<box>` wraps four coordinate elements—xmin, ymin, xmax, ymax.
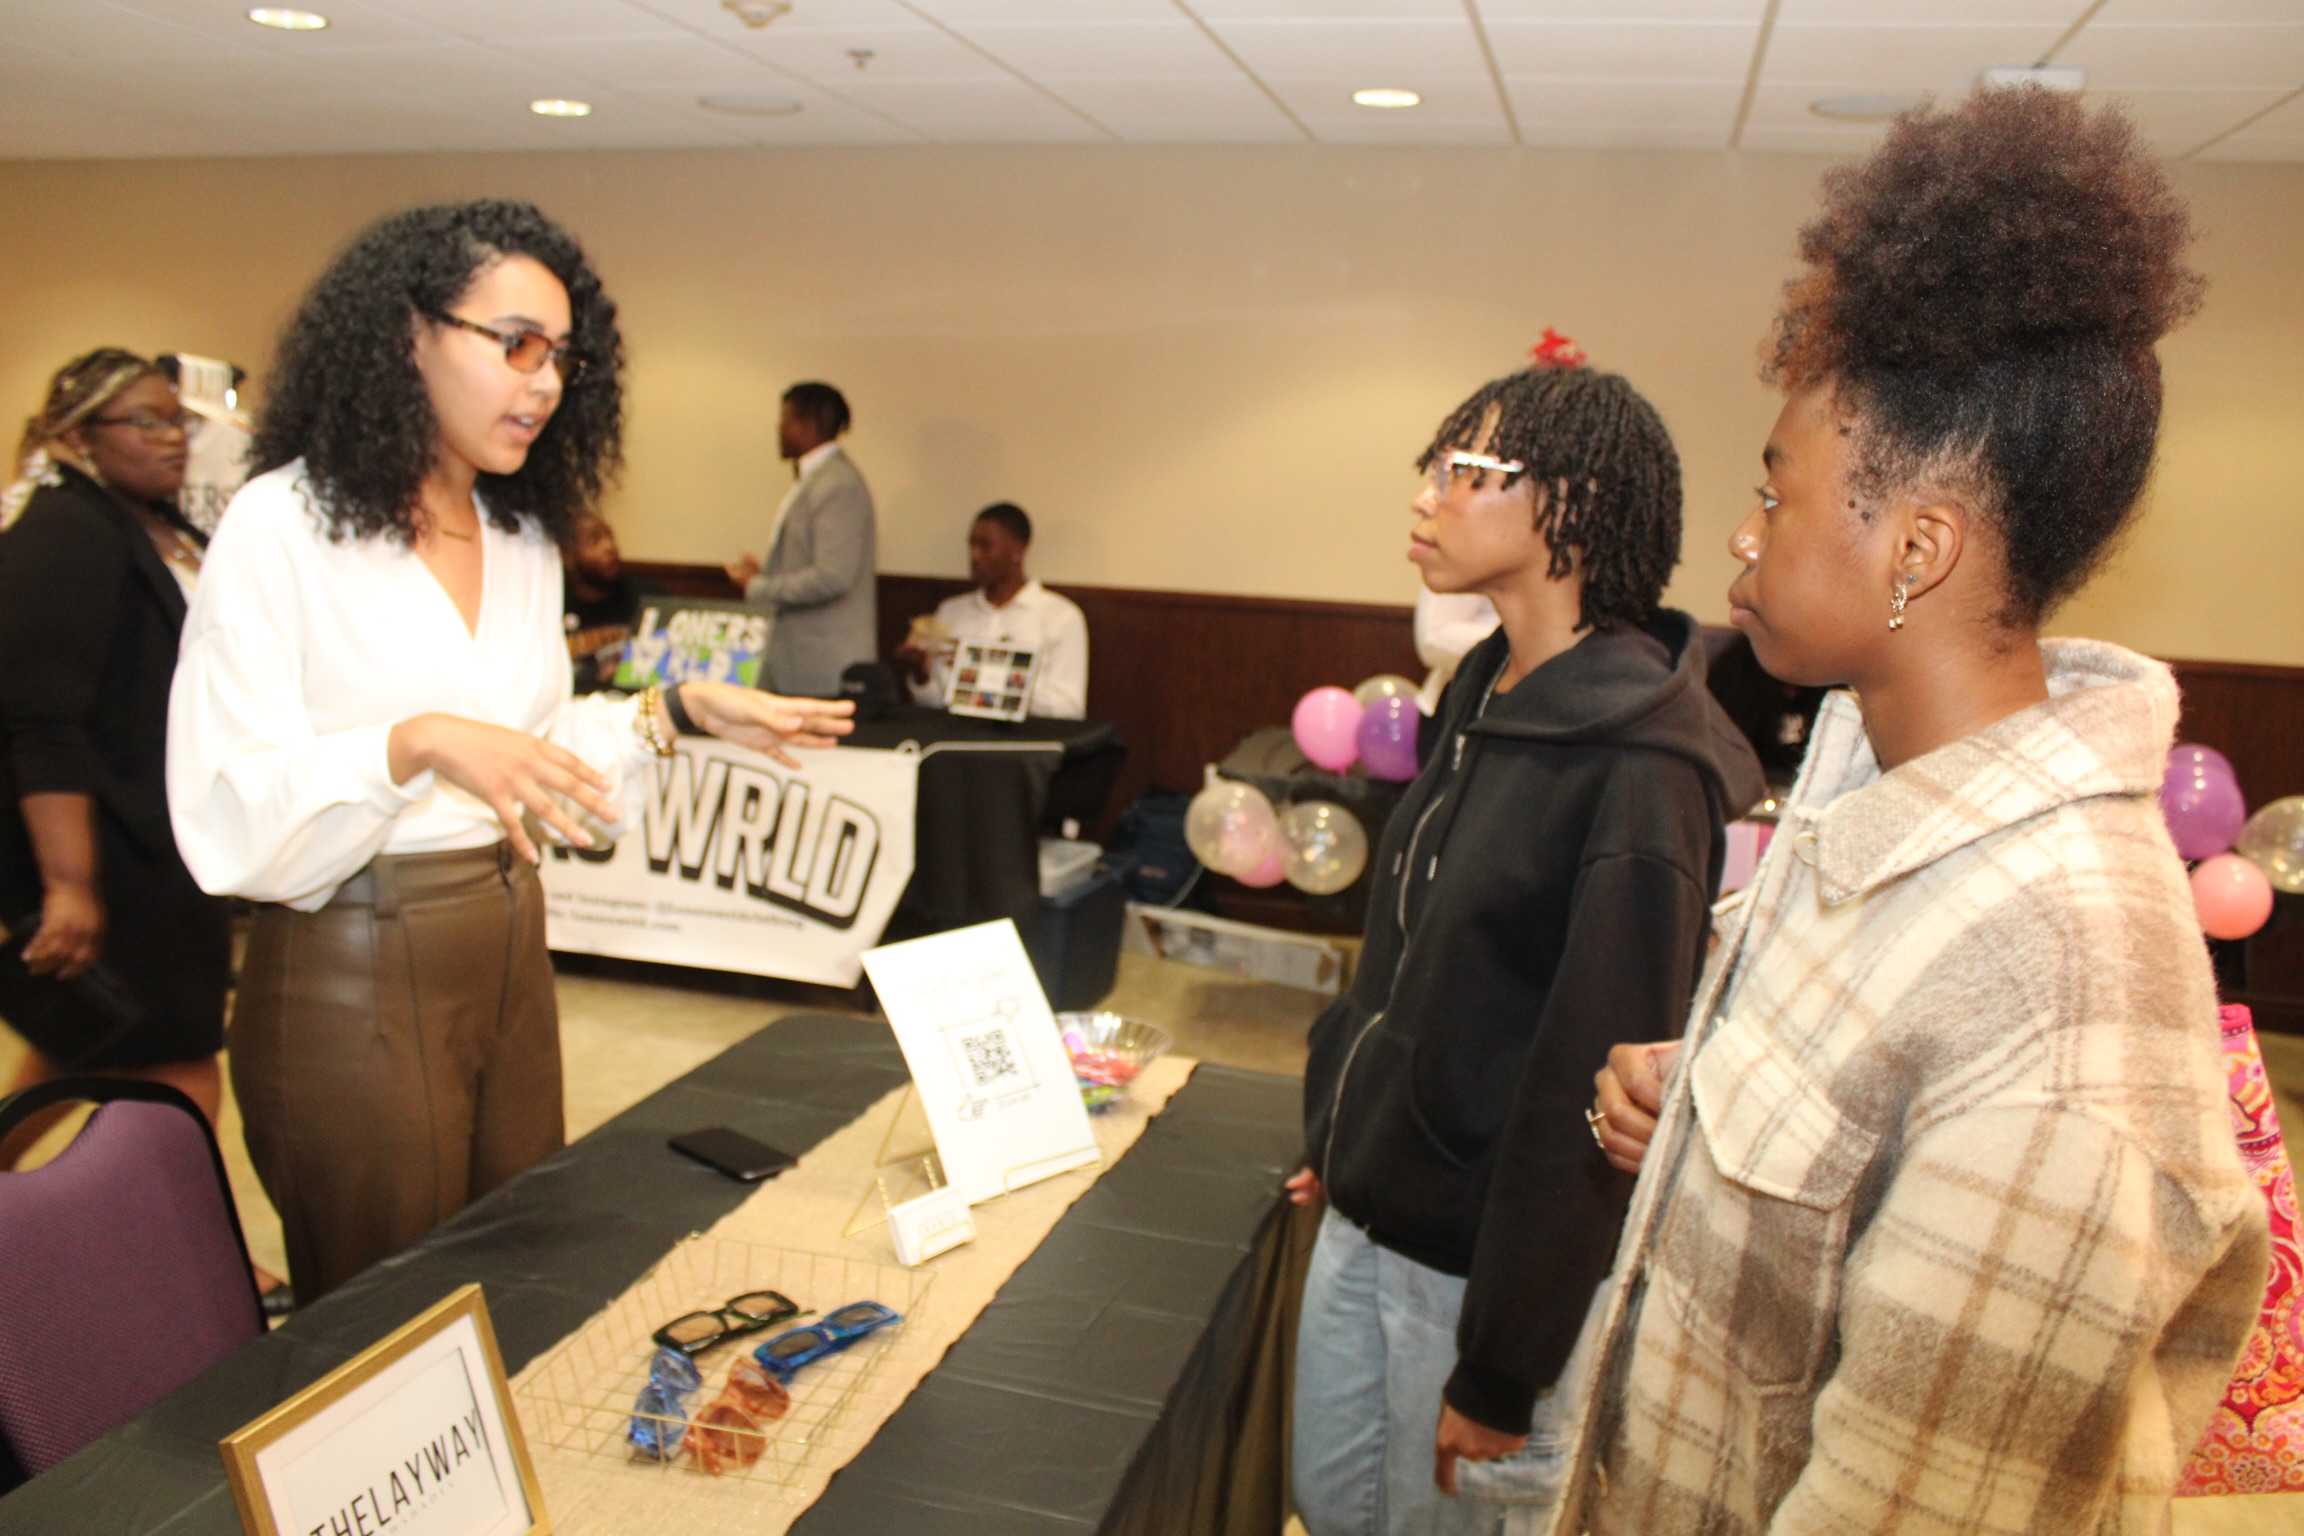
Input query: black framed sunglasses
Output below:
<box><xmin>426</xmin><ymin>309</ymin><xmax>588</xmax><ymax>383</ymax></box>
<box><xmin>650</xmin><ymin>1289</ymin><xmax>799</xmax><ymax>1357</ymax></box>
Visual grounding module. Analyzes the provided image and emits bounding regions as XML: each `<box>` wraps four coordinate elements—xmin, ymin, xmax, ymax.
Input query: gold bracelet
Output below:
<box><xmin>634</xmin><ymin>684</ymin><xmax>675</xmax><ymax>758</ymax></box>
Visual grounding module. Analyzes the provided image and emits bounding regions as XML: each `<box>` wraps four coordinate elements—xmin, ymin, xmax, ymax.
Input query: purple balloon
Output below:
<box><xmin>2160</xmin><ymin>743</ymin><xmax>2245</xmax><ymax>860</ymax></box>
<box><xmin>1356</xmin><ymin>696</ymin><xmax>1420</xmax><ymax>782</ymax></box>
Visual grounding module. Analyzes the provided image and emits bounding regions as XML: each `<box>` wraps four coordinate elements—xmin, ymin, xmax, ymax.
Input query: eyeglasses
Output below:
<box><xmin>1424</xmin><ymin>449</ymin><xmax>1525</xmax><ymax>499</ymax></box>
<box><xmin>427</xmin><ymin>309</ymin><xmax>588</xmax><ymax>383</ymax></box>
<box><xmin>651</xmin><ymin>1289</ymin><xmax>799</xmax><ymax>1357</ymax></box>
<box><xmin>87</xmin><ymin>412</ymin><xmax>201</xmax><ymax>440</ymax></box>
<box><xmin>751</xmin><ymin>1300</ymin><xmax>901</xmax><ymax>1381</ymax></box>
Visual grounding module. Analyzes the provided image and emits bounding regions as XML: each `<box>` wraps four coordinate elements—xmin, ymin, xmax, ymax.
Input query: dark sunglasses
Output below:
<box><xmin>426</xmin><ymin>308</ymin><xmax>588</xmax><ymax>383</ymax></box>
<box><xmin>651</xmin><ymin>1289</ymin><xmax>799</xmax><ymax>1358</ymax></box>
<box><xmin>751</xmin><ymin>1300</ymin><xmax>901</xmax><ymax>1380</ymax></box>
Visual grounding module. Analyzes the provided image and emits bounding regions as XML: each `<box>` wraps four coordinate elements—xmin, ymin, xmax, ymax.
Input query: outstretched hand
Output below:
<box><xmin>676</xmin><ymin>683</ymin><xmax>855</xmax><ymax>769</ymax></box>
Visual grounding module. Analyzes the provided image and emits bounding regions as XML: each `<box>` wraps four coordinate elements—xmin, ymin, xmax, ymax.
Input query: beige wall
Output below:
<box><xmin>2</xmin><ymin>144</ymin><xmax>2297</xmax><ymax>663</ymax></box>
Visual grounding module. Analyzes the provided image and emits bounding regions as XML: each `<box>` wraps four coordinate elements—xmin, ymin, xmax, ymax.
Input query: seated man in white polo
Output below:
<box><xmin>899</xmin><ymin>503</ymin><xmax>1089</xmax><ymax>719</ymax></box>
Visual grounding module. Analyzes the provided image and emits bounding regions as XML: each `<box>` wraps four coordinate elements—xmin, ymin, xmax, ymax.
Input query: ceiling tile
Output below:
<box><xmin>1200</xmin><ymin>17</ymin><xmax>1488</xmax><ymax>78</ymax></box>
<box><xmin>2052</xmin><ymin>25</ymin><xmax>2304</xmax><ymax>92</ymax></box>
<box><xmin>15</xmin><ymin>0</ymin><xmax>272</xmax><ymax>63</ymax></box>
<box><xmin>1479</xmin><ymin>0</ymin><xmax>1763</xmax><ymax>18</ymax></box>
<box><xmin>1269</xmin><ymin>76</ymin><xmax>1511</xmax><ymax>140</ymax></box>
<box><xmin>1076</xmin><ymin>79</ymin><xmax>1306</xmax><ymax>140</ymax></box>
<box><xmin>2091</xmin><ymin>0</ymin><xmax>2304</xmax><ymax>22</ymax></box>
<box><xmin>513</xmin><ymin>35</ymin><xmax>767</xmax><ymax>89</ymax></box>
<box><xmin>1764</xmin><ymin>24</ymin><xmax>2069</xmax><ymax>96</ymax></box>
<box><xmin>1185</xmin><ymin>1</ymin><xmax>1465</xmax><ymax>17</ymax></box>
<box><xmin>730</xmin><ymin>26</ymin><xmax>1014</xmax><ymax>82</ymax></box>
<box><xmin>911</xmin><ymin>0</ymin><xmax>1180</xmax><ymax>18</ymax></box>
<box><xmin>1484</xmin><ymin>21</ymin><xmax>1759</xmax><ymax>81</ymax></box>
<box><xmin>1505</xmin><ymin>78</ymin><xmax>1741</xmax><ymax>143</ymax></box>
<box><xmin>955</xmin><ymin>22</ymin><xmax>1243</xmax><ymax>80</ymax></box>
<box><xmin>1772</xmin><ymin>0</ymin><xmax>2086</xmax><ymax>22</ymax></box>
<box><xmin>832</xmin><ymin>78</ymin><xmax>1113</xmax><ymax>139</ymax></box>
<box><xmin>359</xmin><ymin>0</ymin><xmax>690</xmax><ymax>42</ymax></box>
<box><xmin>104</xmin><ymin>0</ymin><xmax>439</xmax><ymax>49</ymax></box>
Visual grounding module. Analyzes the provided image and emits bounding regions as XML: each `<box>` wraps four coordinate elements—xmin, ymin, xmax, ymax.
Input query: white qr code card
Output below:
<box><xmin>861</xmin><ymin>920</ymin><xmax>1098</xmax><ymax>1206</ymax></box>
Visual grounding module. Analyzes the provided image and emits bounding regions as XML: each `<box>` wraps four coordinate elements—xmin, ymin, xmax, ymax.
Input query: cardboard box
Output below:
<box><xmin>1120</xmin><ymin>903</ymin><xmax>1350</xmax><ymax>996</ymax></box>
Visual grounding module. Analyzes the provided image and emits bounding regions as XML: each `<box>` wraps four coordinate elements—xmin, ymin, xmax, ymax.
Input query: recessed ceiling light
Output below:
<box><xmin>1809</xmin><ymin>91</ymin><xmax>1930</xmax><ymax>122</ymax></box>
<box><xmin>530</xmin><ymin>99</ymin><xmax>593</xmax><ymax>118</ymax></box>
<box><xmin>698</xmin><ymin>93</ymin><xmax>806</xmax><ymax>118</ymax></box>
<box><xmin>1353</xmin><ymin>88</ymin><xmax>1421</xmax><ymax>110</ymax></box>
<box><xmin>247</xmin><ymin>7</ymin><xmax>328</xmax><ymax>29</ymax></box>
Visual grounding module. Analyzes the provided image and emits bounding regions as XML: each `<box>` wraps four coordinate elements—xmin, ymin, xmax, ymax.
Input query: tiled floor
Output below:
<box><xmin>4</xmin><ymin>950</ymin><xmax>2297</xmax><ymax>1531</ymax></box>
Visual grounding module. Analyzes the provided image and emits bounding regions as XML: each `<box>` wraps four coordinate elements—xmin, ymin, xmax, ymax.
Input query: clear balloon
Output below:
<box><xmin>2191</xmin><ymin>854</ymin><xmax>2274</xmax><ymax>941</ymax></box>
<box><xmin>1279</xmin><ymin>801</ymin><xmax>1370</xmax><ymax>896</ymax></box>
<box><xmin>2159</xmin><ymin>743</ymin><xmax>2245</xmax><ymax>860</ymax></box>
<box><xmin>1352</xmin><ymin>674</ymin><xmax>1418</xmax><ymax>709</ymax></box>
<box><xmin>1184</xmin><ymin>778</ymin><xmax>1282</xmax><ymax>879</ymax></box>
<box><xmin>1292</xmin><ymin>687</ymin><xmax>1363</xmax><ymax>773</ymax></box>
<box><xmin>2237</xmin><ymin>796</ymin><xmax>2304</xmax><ymax>895</ymax></box>
<box><xmin>1356</xmin><ymin>695</ymin><xmax>1421</xmax><ymax>782</ymax></box>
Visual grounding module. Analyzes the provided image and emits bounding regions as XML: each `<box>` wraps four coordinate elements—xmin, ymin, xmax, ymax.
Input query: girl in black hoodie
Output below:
<box><xmin>1289</xmin><ymin>358</ymin><xmax>1762</xmax><ymax>1535</ymax></box>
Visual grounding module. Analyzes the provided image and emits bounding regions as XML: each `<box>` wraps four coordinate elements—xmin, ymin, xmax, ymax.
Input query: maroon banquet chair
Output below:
<box><xmin>0</xmin><ymin>1078</ymin><xmax>266</xmax><ymax>1489</ymax></box>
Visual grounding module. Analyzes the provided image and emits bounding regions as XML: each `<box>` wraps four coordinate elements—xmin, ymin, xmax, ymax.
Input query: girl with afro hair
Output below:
<box><xmin>1557</xmin><ymin>88</ymin><xmax>2267</xmax><ymax>1533</ymax></box>
<box><xmin>165</xmin><ymin>201</ymin><xmax>853</xmax><ymax>1303</ymax></box>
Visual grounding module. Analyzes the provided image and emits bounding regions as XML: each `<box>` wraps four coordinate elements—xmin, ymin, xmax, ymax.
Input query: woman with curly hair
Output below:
<box><xmin>0</xmin><ymin>350</ymin><xmax>231</xmax><ymax>1161</ymax></box>
<box><xmin>167</xmin><ymin>200</ymin><xmax>852</xmax><ymax>1302</ymax></box>
<box><xmin>1556</xmin><ymin>89</ymin><xmax>2267</xmax><ymax>1533</ymax></box>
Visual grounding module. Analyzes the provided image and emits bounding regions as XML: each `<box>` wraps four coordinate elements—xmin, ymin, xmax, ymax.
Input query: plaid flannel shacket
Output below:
<box><xmin>1552</xmin><ymin>639</ymin><xmax>2268</xmax><ymax>1536</ymax></box>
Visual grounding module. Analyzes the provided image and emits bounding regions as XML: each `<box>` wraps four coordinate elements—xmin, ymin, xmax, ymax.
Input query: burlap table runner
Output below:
<box><xmin>511</xmin><ymin>1054</ymin><xmax>1199</xmax><ymax>1533</ymax></box>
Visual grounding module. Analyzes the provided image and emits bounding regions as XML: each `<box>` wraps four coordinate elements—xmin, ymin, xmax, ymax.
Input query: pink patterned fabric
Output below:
<box><xmin>2178</xmin><ymin>1004</ymin><xmax>2304</xmax><ymax>1497</ymax></box>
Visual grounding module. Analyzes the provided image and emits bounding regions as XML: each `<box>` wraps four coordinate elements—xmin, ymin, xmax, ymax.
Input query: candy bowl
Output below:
<box><xmin>1054</xmin><ymin>1012</ymin><xmax>1173</xmax><ymax>1112</ymax></box>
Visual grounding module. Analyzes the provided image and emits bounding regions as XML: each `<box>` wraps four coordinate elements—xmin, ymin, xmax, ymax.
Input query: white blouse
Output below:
<box><xmin>167</xmin><ymin>460</ymin><xmax>651</xmax><ymax>911</ymax></box>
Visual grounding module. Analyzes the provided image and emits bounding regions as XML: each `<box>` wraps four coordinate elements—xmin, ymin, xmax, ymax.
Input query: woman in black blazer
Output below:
<box><xmin>0</xmin><ymin>349</ymin><xmax>232</xmax><ymax>1164</ymax></box>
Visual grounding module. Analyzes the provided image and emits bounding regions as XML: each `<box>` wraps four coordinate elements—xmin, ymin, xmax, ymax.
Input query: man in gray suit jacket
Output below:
<box><xmin>723</xmin><ymin>381</ymin><xmax>878</xmax><ymax>695</ymax></box>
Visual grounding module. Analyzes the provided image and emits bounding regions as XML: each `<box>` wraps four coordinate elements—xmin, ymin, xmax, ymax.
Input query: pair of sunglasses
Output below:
<box><xmin>686</xmin><ymin>1357</ymin><xmax>792</xmax><ymax>1477</ymax></box>
<box><xmin>651</xmin><ymin>1289</ymin><xmax>799</xmax><ymax>1358</ymax></box>
<box><xmin>752</xmin><ymin>1300</ymin><xmax>902</xmax><ymax>1381</ymax></box>
<box><xmin>627</xmin><ymin>1346</ymin><xmax>704</xmax><ymax>1461</ymax></box>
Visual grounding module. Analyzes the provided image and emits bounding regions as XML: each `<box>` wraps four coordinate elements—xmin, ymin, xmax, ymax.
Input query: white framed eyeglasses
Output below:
<box><xmin>1425</xmin><ymin>449</ymin><xmax>1526</xmax><ymax>497</ymax></box>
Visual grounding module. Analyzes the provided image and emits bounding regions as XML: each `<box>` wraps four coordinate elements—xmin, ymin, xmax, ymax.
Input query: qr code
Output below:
<box><xmin>959</xmin><ymin>1027</ymin><xmax>1021</xmax><ymax>1089</ymax></box>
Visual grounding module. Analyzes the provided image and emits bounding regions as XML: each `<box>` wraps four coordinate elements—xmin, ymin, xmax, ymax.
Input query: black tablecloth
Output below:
<box><xmin>0</xmin><ymin>1013</ymin><xmax>1300</xmax><ymax>1534</ymax></box>
<box><xmin>845</xmin><ymin>708</ymin><xmax>1121</xmax><ymax>945</ymax></box>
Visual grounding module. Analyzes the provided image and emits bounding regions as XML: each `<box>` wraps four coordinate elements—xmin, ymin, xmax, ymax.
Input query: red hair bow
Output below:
<box><xmin>1530</xmin><ymin>328</ymin><xmax>1587</xmax><ymax>369</ymax></box>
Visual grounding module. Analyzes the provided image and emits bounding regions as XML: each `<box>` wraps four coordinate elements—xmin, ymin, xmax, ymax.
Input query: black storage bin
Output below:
<box><xmin>1027</xmin><ymin>861</ymin><xmax>1129</xmax><ymax>1012</ymax></box>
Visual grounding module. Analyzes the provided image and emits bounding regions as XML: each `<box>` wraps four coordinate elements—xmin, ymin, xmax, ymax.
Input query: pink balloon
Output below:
<box><xmin>1216</xmin><ymin>809</ymin><xmax>1280</xmax><ymax>877</ymax></box>
<box><xmin>2160</xmin><ymin>743</ymin><xmax>2245</xmax><ymax>860</ymax></box>
<box><xmin>1292</xmin><ymin>687</ymin><xmax>1364</xmax><ymax>774</ymax></box>
<box><xmin>1235</xmin><ymin>850</ymin><xmax>1288</xmax><ymax>888</ymax></box>
<box><xmin>2192</xmin><ymin>854</ymin><xmax>2274</xmax><ymax>941</ymax></box>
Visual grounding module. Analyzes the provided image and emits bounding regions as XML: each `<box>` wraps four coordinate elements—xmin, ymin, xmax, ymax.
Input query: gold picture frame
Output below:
<box><xmin>219</xmin><ymin>1284</ymin><xmax>548</xmax><ymax>1536</ymax></box>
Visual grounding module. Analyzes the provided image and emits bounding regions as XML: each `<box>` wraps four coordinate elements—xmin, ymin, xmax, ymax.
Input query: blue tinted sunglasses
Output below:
<box><xmin>751</xmin><ymin>1300</ymin><xmax>901</xmax><ymax>1380</ymax></box>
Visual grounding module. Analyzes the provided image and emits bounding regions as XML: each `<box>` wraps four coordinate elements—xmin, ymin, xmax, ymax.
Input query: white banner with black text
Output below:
<box><xmin>541</xmin><ymin>741</ymin><xmax>919</xmax><ymax>988</ymax></box>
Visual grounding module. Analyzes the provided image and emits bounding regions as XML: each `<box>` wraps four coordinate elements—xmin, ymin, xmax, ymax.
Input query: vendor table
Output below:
<box><xmin>0</xmin><ymin>1013</ymin><xmax>1302</xmax><ymax>1535</ymax></box>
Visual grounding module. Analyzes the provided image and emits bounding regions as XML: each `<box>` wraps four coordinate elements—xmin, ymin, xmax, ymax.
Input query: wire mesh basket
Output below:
<box><xmin>514</xmin><ymin>1235</ymin><xmax>933</xmax><ymax>1494</ymax></box>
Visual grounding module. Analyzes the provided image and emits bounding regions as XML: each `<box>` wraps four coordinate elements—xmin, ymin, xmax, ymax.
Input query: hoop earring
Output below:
<box><xmin>1888</xmin><ymin>577</ymin><xmax>1910</xmax><ymax>632</ymax></box>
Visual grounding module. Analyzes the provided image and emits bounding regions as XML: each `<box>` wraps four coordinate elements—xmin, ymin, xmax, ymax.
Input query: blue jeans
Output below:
<box><xmin>1292</xmin><ymin>1210</ymin><xmax>1584</xmax><ymax>1536</ymax></box>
